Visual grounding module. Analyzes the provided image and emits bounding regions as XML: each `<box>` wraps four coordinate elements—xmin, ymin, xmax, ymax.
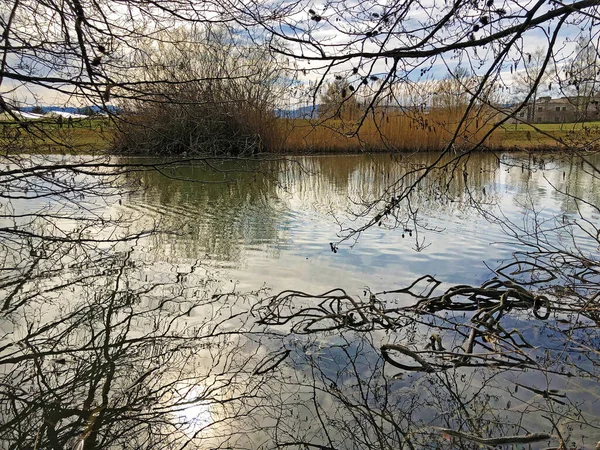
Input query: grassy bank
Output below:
<box><xmin>496</xmin><ymin>121</ymin><xmax>600</xmax><ymax>149</ymax></box>
<box><xmin>1</xmin><ymin>118</ymin><xmax>114</xmax><ymax>154</ymax></box>
<box><xmin>3</xmin><ymin>113</ymin><xmax>599</xmax><ymax>155</ymax></box>
<box><xmin>276</xmin><ymin>110</ymin><xmax>497</xmax><ymax>153</ymax></box>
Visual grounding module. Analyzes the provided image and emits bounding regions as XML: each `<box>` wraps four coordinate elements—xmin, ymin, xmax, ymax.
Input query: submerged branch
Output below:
<box><xmin>432</xmin><ymin>428</ymin><xmax>553</xmax><ymax>445</ymax></box>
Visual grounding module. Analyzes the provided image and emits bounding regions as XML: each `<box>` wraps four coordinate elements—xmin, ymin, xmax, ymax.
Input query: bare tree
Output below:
<box><xmin>561</xmin><ymin>32</ymin><xmax>600</xmax><ymax>118</ymax></box>
<box><xmin>432</xmin><ymin>66</ymin><xmax>477</xmax><ymax>113</ymax></box>
<box><xmin>2</xmin><ymin>0</ymin><xmax>600</xmax><ymax>449</ymax></box>
<box><xmin>319</xmin><ymin>79</ymin><xmax>363</xmax><ymax>120</ymax></box>
<box><xmin>512</xmin><ymin>47</ymin><xmax>552</xmax><ymax>123</ymax></box>
<box><xmin>114</xmin><ymin>26</ymin><xmax>290</xmax><ymax>155</ymax></box>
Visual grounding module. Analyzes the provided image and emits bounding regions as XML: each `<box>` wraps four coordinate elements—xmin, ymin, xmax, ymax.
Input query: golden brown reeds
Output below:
<box><xmin>266</xmin><ymin>107</ymin><xmax>500</xmax><ymax>153</ymax></box>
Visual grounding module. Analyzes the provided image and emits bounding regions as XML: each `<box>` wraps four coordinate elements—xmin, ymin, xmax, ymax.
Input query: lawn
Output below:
<box><xmin>500</xmin><ymin>121</ymin><xmax>600</xmax><ymax>131</ymax></box>
<box><xmin>497</xmin><ymin>121</ymin><xmax>600</xmax><ymax>148</ymax></box>
<box><xmin>1</xmin><ymin>117</ymin><xmax>114</xmax><ymax>153</ymax></box>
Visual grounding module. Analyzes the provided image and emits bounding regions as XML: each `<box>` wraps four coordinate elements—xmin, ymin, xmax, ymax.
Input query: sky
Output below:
<box><xmin>0</xmin><ymin>0</ymin><xmax>596</xmax><ymax>108</ymax></box>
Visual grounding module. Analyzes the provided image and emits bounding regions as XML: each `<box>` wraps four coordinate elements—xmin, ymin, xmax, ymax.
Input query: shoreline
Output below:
<box><xmin>4</xmin><ymin>143</ymin><xmax>593</xmax><ymax>158</ymax></box>
<box><xmin>3</xmin><ymin>122</ymin><xmax>599</xmax><ymax>156</ymax></box>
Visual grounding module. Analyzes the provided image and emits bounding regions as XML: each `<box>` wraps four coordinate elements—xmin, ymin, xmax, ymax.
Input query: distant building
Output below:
<box><xmin>509</xmin><ymin>96</ymin><xmax>600</xmax><ymax>124</ymax></box>
<box><xmin>43</xmin><ymin>110</ymin><xmax>88</xmax><ymax>119</ymax></box>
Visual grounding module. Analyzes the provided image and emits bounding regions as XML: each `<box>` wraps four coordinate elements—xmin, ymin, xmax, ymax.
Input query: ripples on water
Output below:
<box><xmin>122</xmin><ymin>152</ymin><xmax>598</xmax><ymax>294</ymax></box>
<box><xmin>2</xmin><ymin>151</ymin><xmax>599</xmax><ymax>449</ymax></box>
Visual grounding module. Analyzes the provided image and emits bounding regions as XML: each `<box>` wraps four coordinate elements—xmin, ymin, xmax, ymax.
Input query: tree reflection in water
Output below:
<box><xmin>1</xmin><ymin>153</ymin><xmax>599</xmax><ymax>449</ymax></box>
<box><xmin>250</xmin><ymin>152</ymin><xmax>600</xmax><ymax>449</ymax></box>
<box><xmin>0</xmin><ymin>247</ymin><xmax>273</xmax><ymax>450</ymax></box>
<box><xmin>254</xmin><ymin>269</ymin><xmax>599</xmax><ymax>448</ymax></box>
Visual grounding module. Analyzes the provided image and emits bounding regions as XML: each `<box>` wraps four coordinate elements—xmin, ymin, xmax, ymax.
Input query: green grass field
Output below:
<box><xmin>496</xmin><ymin>121</ymin><xmax>600</xmax><ymax>148</ymax></box>
<box><xmin>1</xmin><ymin>117</ymin><xmax>114</xmax><ymax>153</ymax></box>
<box><xmin>500</xmin><ymin>121</ymin><xmax>600</xmax><ymax>131</ymax></box>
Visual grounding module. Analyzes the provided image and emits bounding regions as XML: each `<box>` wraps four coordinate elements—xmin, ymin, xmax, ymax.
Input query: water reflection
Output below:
<box><xmin>126</xmin><ymin>160</ymin><xmax>287</xmax><ymax>264</ymax></box>
<box><xmin>253</xmin><ymin>270</ymin><xmax>600</xmax><ymax>448</ymax></box>
<box><xmin>119</xmin><ymin>152</ymin><xmax>598</xmax><ymax>293</ymax></box>
<box><xmin>0</xmin><ymin>249</ymin><xmax>270</xmax><ymax>450</ymax></box>
<box><xmin>1</xmin><ymin>151</ymin><xmax>599</xmax><ymax>449</ymax></box>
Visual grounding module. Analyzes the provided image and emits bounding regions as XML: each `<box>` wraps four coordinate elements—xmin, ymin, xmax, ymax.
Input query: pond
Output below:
<box><xmin>1</xmin><ymin>151</ymin><xmax>599</xmax><ymax>449</ymax></box>
<box><xmin>119</xmin><ymin>152</ymin><xmax>598</xmax><ymax>297</ymax></box>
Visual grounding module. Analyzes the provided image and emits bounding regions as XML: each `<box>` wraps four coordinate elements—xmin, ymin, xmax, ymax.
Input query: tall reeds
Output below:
<box><xmin>268</xmin><ymin>107</ymin><xmax>501</xmax><ymax>153</ymax></box>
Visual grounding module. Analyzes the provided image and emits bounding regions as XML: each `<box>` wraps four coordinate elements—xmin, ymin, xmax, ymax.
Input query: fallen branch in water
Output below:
<box><xmin>433</xmin><ymin>428</ymin><xmax>552</xmax><ymax>445</ymax></box>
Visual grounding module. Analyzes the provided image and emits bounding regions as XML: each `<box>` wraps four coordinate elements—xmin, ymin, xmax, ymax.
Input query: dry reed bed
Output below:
<box><xmin>273</xmin><ymin>110</ymin><xmax>501</xmax><ymax>153</ymax></box>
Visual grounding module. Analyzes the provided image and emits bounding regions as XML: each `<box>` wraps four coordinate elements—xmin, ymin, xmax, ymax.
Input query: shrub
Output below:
<box><xmin>114</xmin><ymin>26</ymin><xmax>287</xmax><ymax>156</ymax></box>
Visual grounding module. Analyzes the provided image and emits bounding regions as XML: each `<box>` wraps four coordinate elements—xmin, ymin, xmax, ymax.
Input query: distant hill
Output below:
<box><xmin>276</xmin><ymin>105</ymin><xmax>319</xmax><ymax>119</ymax></box>
<box><xmin>19</xmin><ymin>104</ymin><xmax>318</xmax><ymax>118</ymax></box>
<box><xmin>20</xmin><ymin>105</ymin><xmax>119</xmax><ymax>115</ymax></box>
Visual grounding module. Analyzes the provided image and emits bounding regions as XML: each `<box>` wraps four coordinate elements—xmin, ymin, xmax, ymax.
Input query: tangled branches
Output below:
<box><xmin>252</xmin><ymin>270</ymin><xmax>600</xmax><ymax>448</ymax></box>
<box><xmin>255</xmin><ymin>275</ymin><xmax>587</xmax><ymax>376</ymax></box>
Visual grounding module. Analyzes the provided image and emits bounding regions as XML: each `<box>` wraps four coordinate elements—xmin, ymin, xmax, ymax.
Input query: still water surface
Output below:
<box><xmin>124</xmin><ymin>151</ymin><xmax>598</xmax><ymax>294</ymax></box>
<box><xmin>3</xmin><ymin>150</ymin><xmax>599</xmax><ymax>449</ymax></box>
